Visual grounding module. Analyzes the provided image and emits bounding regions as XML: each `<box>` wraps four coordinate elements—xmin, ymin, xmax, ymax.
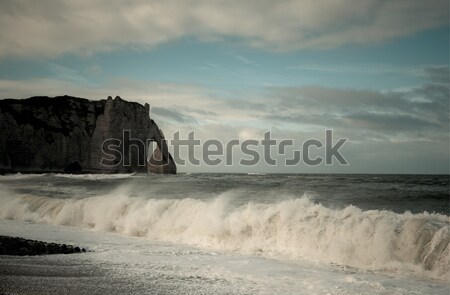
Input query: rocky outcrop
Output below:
<box><xmin>148</xmin><ymin>146</ymin><xmax>177</xmax><ymax>174</ymax></box>
<box><xmin>0</xmin><ymin>236</ymin><xmax>86</xmax><ymax>255</ymax></box>
<box><xmin>0</xmin><ymin>95</ymin><xmax>176</xmax><ymax>174</ymax></box>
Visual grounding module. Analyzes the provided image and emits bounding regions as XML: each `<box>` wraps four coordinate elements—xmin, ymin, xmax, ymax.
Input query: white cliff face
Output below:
<box><xmin>0</xmin><ymin>95</ymin><xmax>176</xmax><ymax>174</ymax></box>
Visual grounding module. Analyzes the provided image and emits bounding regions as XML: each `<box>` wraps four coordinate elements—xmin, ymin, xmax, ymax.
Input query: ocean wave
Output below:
<box><xmin>0</xmin><ymin>173</ymin><xmax>47</xmax><ymax>180</ymax></box>
<box><xmin>53</xmin><ymin>173</ymin><xmax>137</xmax><ymax>180</ymax></box>
<box><xmin>0</xmin><ymin>187</ymin><xmax>448</xmax><ymax>280</ymax></box>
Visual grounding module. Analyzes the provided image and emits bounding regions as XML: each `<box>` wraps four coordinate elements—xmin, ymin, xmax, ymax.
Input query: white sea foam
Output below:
<box><xmin>53</xmin><ymin>173</ymin><xmax>137</xmax><ymax>180</ymax></box>
<box><xmin>0</xmin><ymin>173</ymin><xmax>47</xmax><ymax>179</ymax></box>
<box><xmin>0</xmin><ymin>186</ymin><xmax>448</xmax><ymax>280</ymax></box>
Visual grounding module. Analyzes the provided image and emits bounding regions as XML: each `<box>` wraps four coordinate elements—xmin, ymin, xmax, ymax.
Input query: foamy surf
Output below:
<box><xmin>0</xmin><ymin>187</ymin><xmax>448</xmax><ymax>280</ymax></box>
<box><xmin>0</xmin><ymin>173</ymin><xmax>47</xmax><ymax>180</ymax></box>
<box><xmin>54</xmin><ymin>173</ymin><xmax>137</xmax><ymax>180</ymax></box>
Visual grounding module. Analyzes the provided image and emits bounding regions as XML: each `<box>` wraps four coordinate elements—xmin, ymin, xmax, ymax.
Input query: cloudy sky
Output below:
<box><xmin>0</xmin><ymin>0</ymin><xmax>449</xmax><ymax>173</ymax></box>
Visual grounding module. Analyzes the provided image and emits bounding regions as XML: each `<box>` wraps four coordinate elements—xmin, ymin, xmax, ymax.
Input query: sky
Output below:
<box><xmin>0</xmin><ymin>0</ymin><xmax>449</xmax><ymax>174</ymax></box>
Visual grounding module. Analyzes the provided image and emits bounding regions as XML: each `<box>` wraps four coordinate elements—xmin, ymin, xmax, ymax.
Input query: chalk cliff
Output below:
<box><xmin>0</xmin><ymin>95</ymin><xmax>176</xmax><ymax>174</ymax></box>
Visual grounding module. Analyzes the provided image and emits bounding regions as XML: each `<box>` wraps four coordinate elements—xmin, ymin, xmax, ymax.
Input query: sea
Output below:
<box><xmin>0</xmin><ymin>173</ymin><xmax>448</xmax><ymax>294</ymax></box>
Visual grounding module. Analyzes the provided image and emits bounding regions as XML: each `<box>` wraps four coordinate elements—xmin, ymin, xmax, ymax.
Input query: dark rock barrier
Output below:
<box><xmin>0</xmin><ymin>236</ymin><xmax>86</xmax><ymax>256</ymax></box>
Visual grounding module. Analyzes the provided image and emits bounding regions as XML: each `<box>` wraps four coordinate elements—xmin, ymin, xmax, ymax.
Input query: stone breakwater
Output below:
<box><xmin>0</xmin><ymin>236</ymin><xmax>86</xmax><ymax>256</ymax></box>
<box><xmin>0</xmin><ymin>95</ymin><xmax>176</xmax><ymax>174</ymax></box>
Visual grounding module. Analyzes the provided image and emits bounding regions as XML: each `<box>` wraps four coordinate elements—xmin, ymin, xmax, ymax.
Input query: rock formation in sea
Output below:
<box><xmin>0</xmin><ymin>236</ymin><xmax>86</xmax><ymax>255</ymax></box>
<box><xmin>0</xmin><ymin>95</ymin><xmax>176</xmax><ymax>174</ymax></box>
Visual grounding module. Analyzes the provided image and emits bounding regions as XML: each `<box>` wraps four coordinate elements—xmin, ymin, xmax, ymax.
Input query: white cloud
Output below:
<box><xmin>0</xmin><ymin>0</ymin><xmax>447</xmax><ymax>58</ymax></box>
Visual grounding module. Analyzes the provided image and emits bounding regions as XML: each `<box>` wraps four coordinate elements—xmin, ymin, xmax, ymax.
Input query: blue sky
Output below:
<box><xmin>1</xmin><ymin>27</ymin><xmax>448</xmax><ymax>91</ymax></box>
<box><xmin>0</xmin><ymin>0</ymin><xmax>448</xmax><ymax>173</ymax></box>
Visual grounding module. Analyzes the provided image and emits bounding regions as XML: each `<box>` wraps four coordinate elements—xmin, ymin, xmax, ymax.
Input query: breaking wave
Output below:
<box><xmin>0</xmin><ymin>186</ymin><xmax>448</xmax><ymax>279</ymax></box>
<box><xmin>0</xmin><ymin>173</ymin><xmax>47</xmax><ymax>180</ymax></box>
<box><xmin>0</xmin><ymin>173</ymin><xmax>136</xmax><ymax>180</ymax></box>
<box><xmin>54</xmin><ymin>173</ymin><xmax>137</xmax><ymax>180</ymax></box>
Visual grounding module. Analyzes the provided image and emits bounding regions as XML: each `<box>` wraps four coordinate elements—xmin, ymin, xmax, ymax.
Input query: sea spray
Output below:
<box><xmin>0</xmin><ymin>186</ymin><xmax>448</xmax><ymax>280</ymax></box>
